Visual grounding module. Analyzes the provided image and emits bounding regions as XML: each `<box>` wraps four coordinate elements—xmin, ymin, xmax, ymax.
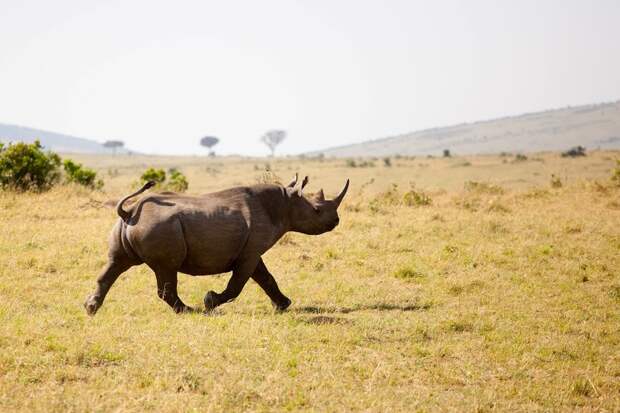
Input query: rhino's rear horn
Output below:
<box><xmin>333</xmin><ymin>179</ymin><xmax>350</xmax><ymax>208</ymax></box>
<box><xmin>314</xmin><ymin>189</ymin><xmax>325</xmax><ymax>202</ymax></box>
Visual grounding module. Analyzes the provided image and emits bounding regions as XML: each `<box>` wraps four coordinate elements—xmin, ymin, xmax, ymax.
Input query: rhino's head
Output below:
<box><xmin>286</xmin><ymin>174</ymin><xmax>349</xmax><ymax>235</ymax></box>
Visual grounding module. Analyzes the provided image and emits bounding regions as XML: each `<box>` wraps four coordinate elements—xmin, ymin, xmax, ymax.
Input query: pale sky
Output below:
<box><xmin>1</xmin><ymin>0</ymin><xmax>619</xmax><ymax>156</ymax></box>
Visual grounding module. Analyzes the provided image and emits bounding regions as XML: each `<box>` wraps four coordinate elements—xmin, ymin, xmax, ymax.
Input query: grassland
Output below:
<box><xmin>1</xmin><ymin>151</ymin><xmax>619</xmax><ymax>412</ymax></box>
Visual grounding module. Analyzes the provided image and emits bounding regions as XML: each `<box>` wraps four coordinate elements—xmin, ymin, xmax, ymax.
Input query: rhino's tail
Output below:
<box><xmin>116</xmin><ymin>181</ymin><xmax>156</xmax><ymax>222</ymax></box>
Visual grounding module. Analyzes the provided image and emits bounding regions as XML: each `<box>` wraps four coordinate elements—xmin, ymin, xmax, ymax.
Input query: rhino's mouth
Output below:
<box><xmin>328</xmin><ymin>218</ymin><xmax>339</xmax><ymax>231</ymax></box>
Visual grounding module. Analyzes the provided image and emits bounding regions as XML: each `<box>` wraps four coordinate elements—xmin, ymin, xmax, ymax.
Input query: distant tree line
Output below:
<box><xmin>198</xmin><ymin>129</ymin><xmax>287</xmax><ymax>157</ymax></box>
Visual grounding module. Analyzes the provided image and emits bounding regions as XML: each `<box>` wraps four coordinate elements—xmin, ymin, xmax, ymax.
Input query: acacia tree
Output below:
<box><xmin>200</xmin><ymin>136</ymin><xmax>219</xmax><ymax>156</ymax></box>
<box><xmin>260</xmin><ymin>130</ymin><xmax>286</xmax><ymax>157</ymax></box>
<box><xmin>102</xmin><ymin>140</ymin><xmax>124</xmax><ymax>155</ymax></box>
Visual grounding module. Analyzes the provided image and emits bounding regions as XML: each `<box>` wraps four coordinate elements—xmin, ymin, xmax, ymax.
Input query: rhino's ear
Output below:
<box><xmin>300</xmin><ymin>176</ymin><xmax>309</xmax><ymax>194</ymax></box>
<box><xmin>286</xmin><ymin>173</ymin><xmax>298</xmax><ymax>188</ymax></box>
<box><xmin>289</xmin><ymin>175</ymin><xmax>308</xmax><ymax>197</ymax></box>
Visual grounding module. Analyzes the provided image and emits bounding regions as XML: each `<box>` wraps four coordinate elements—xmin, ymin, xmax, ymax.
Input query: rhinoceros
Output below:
<box><xmin>84</xmin><ymin>174</ymin><xmax>349</xmax><ymax>315</ymax></box>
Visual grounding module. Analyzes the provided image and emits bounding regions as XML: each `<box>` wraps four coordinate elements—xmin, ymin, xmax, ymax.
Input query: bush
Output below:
<box><xmin>0</xmin><ymin>140</ymin><xmax>61</xmax><ymax>191</ymax></box>
<box><xmin>612</xmin><ymin>160</ymin><xmax>620</xmax><ymax>186</ymax></box>
<box><xmin>550</xmin><ymin>174</ymin><xmax>562</xmax><ymax>188</ymax></box>
<box><xmin>63</xmin><ymin>159</ymin><xmax>103</xmax><ymax>189</ymax></box>
<box><xmin>346</xmin><ymin>159</ymin><xmax>375</xmax><ymax>168</ymax></box>
<box><xmin>139</xmin><ymin>167</ymin><xmax>188</xmax><ymax>192</ymax></box>
<box><xmin>393</xmin><ymin>264</ymin><xmax>425</xmax><ymax>281</ymax></box>
<box><xmin>369</xmin><ymin>183</ymin><xmax>432</xmax><ymax>212</ymax></box>
<box><xmin>514</xmin><ymin>154</ymin><xmax>528</xmax><ymax>162</ymax></box>
<box><xmin>562</xmin><ymin>146</ymin><xmax>586</xmax><ymax>157</ymax></box>
<box><xmin>443</xmin><ymin>149</ymin><xmax>451</xmax><ymax>157</ymax></box>
<box><xmin>140</xmin><ymin>168</ymin><xmax>166</xmax><ymax>185</ymax></box>
<box><xmin>403</xmin><ymin>188</ymin><xmax>432</xmax><ymax>206</ymax></box>
<box><xmin>383</xmin><ymin>157</ymin><xmax>392</xmax><ymax>167</ymax></box>
<box><xmin>167</xmin><ymin>169</ymin><xmax>189</xmax><ymax>192</ymax></box>
<box><xmin>464</xmin><ymin>181</ymin><xmax>504</xmax><ymax>194</ymax></box>
<box><xmin>256</xmin><ymin>170</ymin><xmax>281</xmax><ymax>185</ymax></box>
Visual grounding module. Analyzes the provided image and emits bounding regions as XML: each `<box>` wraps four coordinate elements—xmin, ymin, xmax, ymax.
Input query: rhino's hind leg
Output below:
<box><xmin>84</xmin><ymin>259</ymin><xmax>133</xmax><ymax>316</ymax></box>
<box><xmin>252</xmin><ymin>259</ymin><xmax>291</xmax><ymax>312</ymax></box>
<box><xmin>153</xmin><ymin>268</ymin><xmax>194</xmax><ymax>314</ymax></box>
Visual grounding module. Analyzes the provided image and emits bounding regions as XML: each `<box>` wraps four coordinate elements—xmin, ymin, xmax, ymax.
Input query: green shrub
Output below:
<box><xmin>346</xmin><ymin>159</ymin><xmax>375</xmax><ymax>168</ymax></box>
<box><xmin>140</xmin><ymin>168</ymin><xmax>166</xmax><ymax>185</ymax></box>
<box><xmin>464</xmin><ymin>181</ymin><xmax>504</xmax><ymax>194</ymax></box>
<box><xmin>256</xmin><ymin>170</ymin><xmax>281</xmax><ymax>185</ymax></box>
<box><xmin>369</xmin><ymin>183</ymin><xmax>400</xmax><ymax>211</ymax></box>
<box><xmin>139</xmin><ymin>167</ymin><xmax>188</xmax><ymax>192</ymax></box>
<box><xmin>63</xmin><ymin>159</ymin><xmax>103</xmax><ymax>189</ymax></box>
<box><xmin>167</xmin><ymin>169</ymin><xmax>189</xmax><ymax>192</ymax></box>
<box><xmin>403</xmin><ymin>189</ymin><xmax>432</xmax><ymax>206</ymax></box>
<box><xmin>562</xmin><ymin>146</ymin><xmax>586</xmax><ymax>158</ymax></box>
<box><xmin>612</xmin><ymin>160</ymin><xmax>620</xmax><ymax>185</ymax></box>
<box><xmin>0</xmin><ymin>140</ymin><xmax>61</xmax><ymax>191</ymax></box>
<box><xmin>369</xmin><ymin>183</ymin><xmax>431</xmax><ymax>211</ymax></box>
<box><xmin>393</xmin><ymin>265</ymin><xmax>425</xmax><ymax>281</ymax></box>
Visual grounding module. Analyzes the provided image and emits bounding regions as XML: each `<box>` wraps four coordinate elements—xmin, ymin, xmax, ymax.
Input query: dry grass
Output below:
<box><xmin>1</xmin><ymin>151</ymin><xmax>619</xmax><ymax>412</ymax></box>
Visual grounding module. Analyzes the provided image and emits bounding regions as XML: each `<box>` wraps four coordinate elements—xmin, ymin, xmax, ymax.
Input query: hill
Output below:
<box><xmin>309</xmin><ymin>101</ymin><xmax>620</xmax><ymax>157</ymax></box>
<box><xmin>0</xmin><ymin>123</ymin><xmax>127</xmax><ymax>154</ymax></box>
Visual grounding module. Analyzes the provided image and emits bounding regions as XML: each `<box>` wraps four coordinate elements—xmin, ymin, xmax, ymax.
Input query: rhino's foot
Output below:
<box><xmin>174</xmin><ymin>305</ymin><xmax>197</xmax><ymax>314</ymax></box>
<box><xmin>84</xmin><ymin>295</ymin><xmax>101</xmax><ymax>316</ymax></box>
<box><xmin>204</xmin><ymin>290</ymin><xmax>219</xmax><ymax>313</ymax></box>
<box><xmin>272</xmin><ymin>297</ymin><xmax>292</xmax><ymax>313</ymax></box>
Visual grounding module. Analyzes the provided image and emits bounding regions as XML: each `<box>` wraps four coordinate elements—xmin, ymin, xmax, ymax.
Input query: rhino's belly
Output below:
<box><xmin>178</xmin><ymin>246</ymin><xmax>240</xmax><ymax>275</ymax></box>
<box><xmin>178</xmin><ymin>261</ymin><xmax>235</xmax><ymax>276</ymax></box>
<box><xmin>177</xmin><ymin>211</ymin><xmax>248</xmax><ymax>275</ymax></box>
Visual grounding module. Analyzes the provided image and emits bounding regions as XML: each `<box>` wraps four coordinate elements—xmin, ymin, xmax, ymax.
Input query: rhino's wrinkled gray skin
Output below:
<box><xmin>84</xmin><ymin>174</ymin><xmax>349</xmax><ymax>315</ymax></box>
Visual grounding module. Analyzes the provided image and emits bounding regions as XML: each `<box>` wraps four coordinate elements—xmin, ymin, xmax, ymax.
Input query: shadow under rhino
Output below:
<box><xmin>293</xmin><ymin>302</ymin><xmax>431</xmax><ymax>314</ymax></box>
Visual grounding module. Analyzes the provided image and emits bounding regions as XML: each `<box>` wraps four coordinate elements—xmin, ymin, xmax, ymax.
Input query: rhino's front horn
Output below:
<box><xmin>333</xmin><ymin>179</ymin><xmax>350</xmax><ymax>208</ymax></box>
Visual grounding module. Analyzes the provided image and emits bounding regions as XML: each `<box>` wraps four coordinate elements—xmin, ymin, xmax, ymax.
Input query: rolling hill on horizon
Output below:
<box><xmin>0</xmin><ymin>123</ymin><xmax>129</xmax><ymax>154</ymax></box>
<box><xmin>308</xmin><ymin>101</ymin><xmax>620</xmax><ymax>158</ymax></box>
<box><xmin>3</xmin><ymin>101</ymin><xmax>620</xmax><ymax>157</ymax></box>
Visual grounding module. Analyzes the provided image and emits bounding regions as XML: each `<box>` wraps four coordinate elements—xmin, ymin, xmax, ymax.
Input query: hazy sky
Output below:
<box><xmin>1</xmin><ymin>0</ymin><xmax>619</xmax><ymax>156</ymax></box>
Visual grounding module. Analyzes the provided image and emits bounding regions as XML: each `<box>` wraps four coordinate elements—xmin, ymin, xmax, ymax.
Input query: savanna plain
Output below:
<box><xmin>1</xmin><ymin>151</ymin><xmax>620</xmax><ymax>412</ymax></box>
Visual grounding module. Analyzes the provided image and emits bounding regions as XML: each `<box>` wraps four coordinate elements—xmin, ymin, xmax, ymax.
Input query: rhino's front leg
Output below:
<box><xmin>252</xmin><ymin>258</ymin><xmax>291</xmax><ymax>311</ymax></box>
<box><xmin>204</xmin><ymin>257</ymin><xmax>258</xmax><ymax>312</ymax></box>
